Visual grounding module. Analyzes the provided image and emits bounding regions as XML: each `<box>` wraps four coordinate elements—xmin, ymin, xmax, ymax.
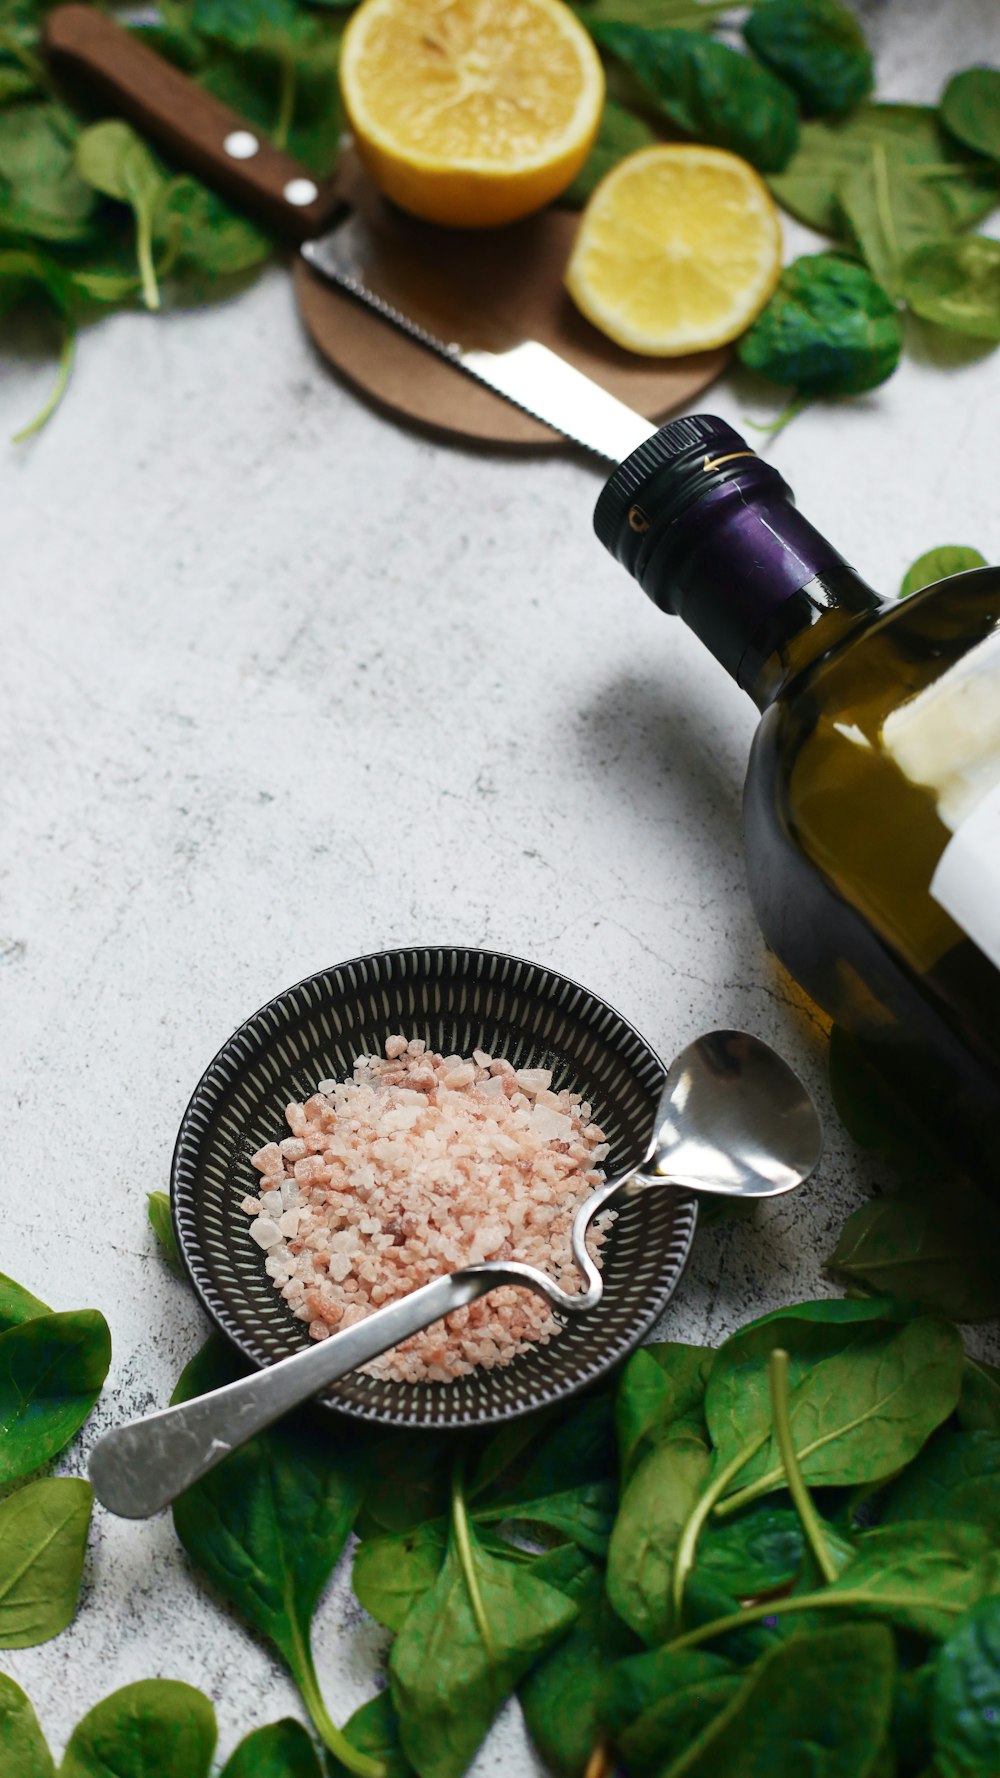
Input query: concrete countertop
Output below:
<box><xmin>3</xmin><ymin>0</ymin><xmax>999</xmax><ymax>1766</ymax></box>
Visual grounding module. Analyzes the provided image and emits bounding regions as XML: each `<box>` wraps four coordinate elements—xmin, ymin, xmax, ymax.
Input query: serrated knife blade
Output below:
<box><xmin>301</xmin><ymin>222</ymin><xmax>658</xmax><ymax>465</ymax></box>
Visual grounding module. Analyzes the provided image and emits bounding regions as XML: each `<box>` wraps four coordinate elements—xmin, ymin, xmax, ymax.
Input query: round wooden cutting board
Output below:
<box><xmin>294</xmin><ymin>154</ymin><xmax>729</xmax><ymax>449</ymax></box>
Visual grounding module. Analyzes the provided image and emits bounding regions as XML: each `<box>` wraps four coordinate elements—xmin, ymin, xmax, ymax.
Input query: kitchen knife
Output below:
<box><xmin>45</xmin><ymin>5</ymin><xmax>658</xmax><ymax>462</ymax></box>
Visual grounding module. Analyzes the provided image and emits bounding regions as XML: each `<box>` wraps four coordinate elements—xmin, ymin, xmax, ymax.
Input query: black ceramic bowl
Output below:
<box><xmin>171</xmin><ymin>946</ymin><xmax>697</xmax><ymax>1429</ymax></box>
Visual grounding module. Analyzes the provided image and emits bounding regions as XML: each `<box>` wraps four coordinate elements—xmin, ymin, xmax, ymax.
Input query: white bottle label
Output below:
<box><xmin>931</xmin><ymin>781</ymin><xmax>1000</xmax><ymax>971</ymax></box>
<box><xmin>881</xmin><ymin>624</ymin><xmax>1000</xmax><ymax>969</ymax></box>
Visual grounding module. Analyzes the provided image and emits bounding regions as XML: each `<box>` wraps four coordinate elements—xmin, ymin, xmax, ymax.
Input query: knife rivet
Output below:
<box><xmin>284</xmin><ymin>178</ymin><xmax>319</xmax><ymax>207</ymax></box>
<box><xmin>223</xmin><ymin>130</ymin><xmax>260</xmax><ymax>161</ymax></box>
<box><xmin>628</xmin><ymin>505</ymin><xmax>651</xmax><ymax>534</ymax></box>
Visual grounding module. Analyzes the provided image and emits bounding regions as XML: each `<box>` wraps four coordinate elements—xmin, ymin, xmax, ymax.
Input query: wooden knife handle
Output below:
<box><xmin>44</xmin><ymin>5</ymin><xmax>345</xmax><ymax>244</ymax></box>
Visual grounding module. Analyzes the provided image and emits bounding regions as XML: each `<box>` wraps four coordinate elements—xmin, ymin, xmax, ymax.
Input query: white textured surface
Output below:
<box><xmin>3</xmin><ymin>0</ymin><xmax>1000</xmax><ymax>1767</ymax></box>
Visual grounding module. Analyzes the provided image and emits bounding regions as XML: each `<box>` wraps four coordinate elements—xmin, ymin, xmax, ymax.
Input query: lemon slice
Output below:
<box><xmin>339</xmin><ymin>0</ymin><xmax>604</xmax><ymax>228</ymax></box>
<box><xmin>565</xmin><ymin>144</ymin><xmax>783</xmax><ymax>355</ymax></box>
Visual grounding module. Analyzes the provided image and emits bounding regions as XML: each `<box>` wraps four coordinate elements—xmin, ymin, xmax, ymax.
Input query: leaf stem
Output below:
<box><xmin>671</xmin><ymin>1434</ymin><xmax>767</xmax><ymax>1620</ymax></box>
<box><xmin>872</xmin><ymin>140</ymin><xmax>899</xmax><ymax>280</ymax></box>
<box><xmin>13</xmin><ymin>322</ymin><xmax>75</xmax><ymax>443</ymax></box>
<box><xmin>136</xmin><ymin>209</ymin><xmax>160</xmax><ymax>311</ymax></box>
<box><xmin>452</xmin><ymin>1455</ymin><xmax>496</xmax><ymax>1664</ymax></box>
<box><xmin>294</xmin><ymin>1650</ymin><xmax>387</xmax><ymax>1778</ymax></box>
<box><xmin>767</xmin><ymin>1349</ymin><xmax>838</xmax><ymax>1586</ymax></box>
<box><xmin>663</xmin><ymin>1586</ymin><xmax>963</xmax><ymax>1657</ymax></box>
<box><xmin>744</xmin><ymin>392</ymin><xmax>813</xmax><ymax>436</ymax></box>
<box><xmin>274</xmin><ymin>49</ymin><xmax>297</xmax><ymax>150</ymax></box>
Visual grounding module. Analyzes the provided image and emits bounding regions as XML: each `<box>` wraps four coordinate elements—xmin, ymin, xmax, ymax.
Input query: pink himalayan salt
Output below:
<box><xmin>244</xmin><ymin>1037</ymin><xmax>611</xmax><ymax>1383</ymax></box>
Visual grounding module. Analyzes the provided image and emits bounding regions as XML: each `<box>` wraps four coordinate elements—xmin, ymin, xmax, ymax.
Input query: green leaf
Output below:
<box><xmin>880</xmin><ymin>1432</ymin><xmax>1000</xmax><ymax>1537</ymax></box>
<box><xmin>477</xmin><ymin>1481</ymin><xmax>616</xmax><ymax>1559</ymax></box>
<box><xmin>618</xmin><ymin>1669</ymin><xmax>744</xmax><ymax>1772</ymax></box>
<box><xmin>695</xmin><ymin>1503</ymin><xmax>808</xmax><ymax>1597</ymax></box>
<box><xmin>576</xmin><ymin>0</ymin><xmax>732</xmax><ymax>29</ymax></box>
<box><xmin>191</xmin><ymin>0</ymin><xmax>301</xmax><ymax>49</ymax></box>
<box><xmin>932</xmin><ymin>1596</ymin><xmax>1000</xmax><ymax>1778</ymax></box>
<box><xmin>825</xmin><ymin>1182</ymin><xmax>1000</xmax><ymax>1322</ymax></box>
<box><xmin>0</xmin><ymin>1309</ymin><xmax>111</xmax><ymax>1486</ymax></box>
<box><xmin>60</xmin><ymin>1681</ymin><xmax>217</xmax><ymax>1778</ymax></box>
<box><xmin>75</xmin><ymin>120</ymin><xmax>168</xmax><ymax>310</ymax></box>
<box><xmin>470</xmin><ymin>1391</ymin><xmax>616</xmax><ymax>1509</ymax></box>
<box><xmin>0</xmin><ymin>104</ymin><xmax>95</xmax><ymax>242</ymax></box>
<box><xmin>892</xmin><ymin>1663</ymin><xmax>935</xmax><ymax>1776</ymax></box>
<box><xmin>0</xmin><ymin>1671</ymin><xmax>54</xmax><ymax>1778</ymax></box>
<box><xmin>0</xmin><ymin>1477</ymin><xmax>92</xmax><ymax>1648</ymax></box>
<box><xmin>388</xmin><ymin>1521</ymin><xmax>577</xmax><ymax>1778</ymax></box>
<box><xmin>823</xmin><ymin>1522</ymin><xmax>999</xmax><ymax>1640</ymax></box>
<box><xmin>157</xmin><ymin>179</ymin><xmax>272</xmax><ymax>280</ymax></box>
<box><xmin>958</xmin><ymin>1358</ymin><xmax>1000</xmax><ymax>1433</ymax></box>
<box><xmin>598</xmin><ymin>1647</ymin><xmax>736</xmax><ymax>1748</ymax></box>
<box><xmin>170</xmin><ymin>1337</ymin><xmax>375</xmax><ymax>1777</ymax></box>
<box><xmin>744</xmin><ymin>0</ymin><xmax>873</xmax><ymax>118</ymax></box>
<box><xmin>656</xmin><ymin>1624</ymin><xmax>895</xmax><ymax>1778</ymax></box>
<box><xmin>737</xmin><ymin>252</ymin><xmax>903</xmax><ymax>395</ymax></box>
<box><xmin>218</xmin><ymin>1719</ymin><xmax>323</xmax><ymax>1778</ymax></box>
<box><xmin>615</xmin><ymin>1341</ymin><xmax>713</xmax><ymax>1486</ymax></box>
<box><xmin>147</xmin><ymin>1192</ymin><xmax>184</xmax><ymax>1277</ymax></box>
<box><xmin>768</xmin><ymin>103</ymin><xmax>998</xmax><ymax>238</ymax></box>
<box><xmin>519</xmin><ymin>1556</ymin><xmax>636</xmax><ymax>1778</ymax></box>
<box><xmin>0</xmin><ymin>1272</ymin><xmax>49</xmax><ymax>1332</ymax></box>
<box><xmin>705</xmin><ymin>1308</ymin><xmax>963</xmax><ymax>1507</ymax></box>
<box><xmin>593</xmin><ymin>25</ymin><xmax>799</xmax><ymax>173</ymax></box>
<box><xmin>324</xmin><ymin>1695</ymin><xmax>413</xmax><ymax>1778</ymax></box>
<box><xmin>607</xmin><ymin>1433</ymin><xmax>712</xmax><ymax>1644</ymax></box>
<box><xmin>838</xmin><ymin>140</ymin><xmax>956</xmax><ymax>297</ymax></box>
<box><xmin>901</xmin><ymin>235</ymin><xmax>1000</xmax><ymax>340</ymax></box>
<box><xmin>353</xmin><ymin>1522</ymin><xmax>448</xmax><ymax>1633</ymax></box>
<box><xmin>941</xmin><ymin>67</ymin><xmax>1000</xmax><ymax>166</ymax></box>
<box><xmin>900</xmin><ymin>545</ymin><xmax>988</xmax><ymax>597</ymax></box>
<box><xmin>358</xmin><ymin>1429</ymin><xmax>455</xmax><ymax>1535</ymax></box>
<box><xmin>561</xmin><ymin>99</ymin><xmax>656</xmax><ymax>208</ymax></box>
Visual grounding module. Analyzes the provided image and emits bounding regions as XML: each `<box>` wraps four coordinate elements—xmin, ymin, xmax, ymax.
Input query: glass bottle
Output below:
<box><xmin>595</xmin><ymin>414</ymin><xmax>1000</xmax><ymax>1193</ymax></box>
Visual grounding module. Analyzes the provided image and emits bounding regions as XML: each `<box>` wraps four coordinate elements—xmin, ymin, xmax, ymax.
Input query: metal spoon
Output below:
<box><xmin>89</xmin><ymin>1030</ymin><xmax>821</xmax><ymax>1518</ymax></box>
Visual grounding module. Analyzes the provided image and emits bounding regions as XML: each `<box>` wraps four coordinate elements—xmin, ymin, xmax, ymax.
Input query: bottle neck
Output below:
<box><xmin>628</xmin><ymin>474</ymin><xmax>882</xmax><ymax>706</ymax></box>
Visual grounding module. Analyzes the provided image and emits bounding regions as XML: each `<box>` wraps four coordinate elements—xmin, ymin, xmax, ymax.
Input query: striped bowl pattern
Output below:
<box><xmin>171</xmin><ymin>946</ymin><xmax>698</xmax><ymax>1429</ymax></box>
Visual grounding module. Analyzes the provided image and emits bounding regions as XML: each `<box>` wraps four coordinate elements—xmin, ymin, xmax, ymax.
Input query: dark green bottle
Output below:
<box><xmin>596</xmin><ymin>414</ymin><xmax>1000</xmax><ymax>1192</ymax></box>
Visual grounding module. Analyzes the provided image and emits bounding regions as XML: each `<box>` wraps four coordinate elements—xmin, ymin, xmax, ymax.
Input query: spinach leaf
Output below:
<box><xmin>900</xmin><ymin>546</ymin><xmax>988</xmax><ymax>597</ymax></box>
<box><xmin>170</xmin><ymin>1338</ymin><xmax>377</xmax><ymax>1778</ymax></box>
<box><xmin>615</xmin><ymin>1341</ymin><xmax>712</xmax><ymax>1487</ymax></box>
<box><xmin>0</xmin><ymin>246</ymin><xmax>76</xmax><ymax>438</ymax></box>
<box><xmin>325</xmin><ymin>1695</ymin><xmax>413</xmax><ymax>1778</ymax></box>
<box><xmin>607</xmin><ymin>1432</ymin><xmax>711</xmax><ymax>1644</ymax></box>
<box><xmin>191</xmin><ymin>0</ymin><xmax>301</xmax><ymax>41</ymax></box>
<box><xmin>838</xmin><ymin>141</ymin><xmax>956</xmax><ymax>297</ymax></box>
<box><xmin>958</xmin><ymin>1358</ymin><xmax>1000</xmax><ymax>1433</ymax></box>
<box><xmin>157</xmin><ymin>179</ymin><xmax>272</xmax><ymax>281</ymax></box>
<box><xmin>598</xmin><ymin>1647</ymin><xmax>736</xmax><ymax>1747</ymax></box>
<box><xmin>576</xmin><ymin>0</ymin><xmax>733</xmax><ymax>29</ymax></box>
<box><xmin>768</xmin><ymin>104</ymin><xmax>998</xmax><ymax>238</ymax></box>
<box><xmin>0</xmin><ymin>1272</ymin><xmax>48</xmax><ymax>1332</ymax></box>
<box><xmin>74</xmin><ymin>120</ymin><xmax>167</xmax><ymax>310</ymax></box>
<box><xmin>562</xmin><ymin>99</ymin><xmax>656</xmax><ymax>208</ymax></box>
<box><xmin>901</xmin><ymin>236</ymin><xmax>1000</xmax><ymax>340</ymax></box>
<box><xmin>0</xmin><ymin>1308</ymin><xmax>111</xmax><ymax>1486</ymax></box>
<box><xmin>388</xmin><ymin>1516</ymin><xmax>577</xmax><ymax>1778</ymax></box>
<box><xmin>519</xmin><ymin>1555</ymin><xmax>636</xmax><ymax>1777</ymax></box>
<box><xmin>593</xmin><ymin>25</ymin><xmax>799</xmax><ymax>173</ymax></box>
<box><xmin>825</xmin><ymin>1181</ymin><xmax>1000</xmax><ymax>1321</ymax></box>
<box><xmin>0</xmin><ymin>103</ymin><xmax>95</xmax><ymax>242</ymax></box>
<box><xmin>744</xmin><ymin>0</ymin><xmax>873</xmax><ymax>118</ymax></box>
<box><xmin>147</xmin><ymin>1192</ymin><xmax>183</xmax><ymax>1277</ymax></box>
<box><xmin>656</xmin><ymin>1624</ymin><xmax>895</xmax><ymax>1778</ymax></box>
<box><xmin>940</xmin><ymin>67</ymin><xmax>1000</xmax><ymax>166</ymax></box>
<box><xmin>218</xmin><ymin>1719</ymin><xmax>323</xmax><ymax>1778</ymax></box>
<box><xmin>618</xmin><ymin>1670</ymin><xmax>744</xmax><ymax>1772</ymax></box>
<box><xmin>60</xmin><ymin>1681</ymin><xmax>217</xmax><ymax>1778</ymax></box>
<box><xmin>353</xmin><ymin>1521</ymin><xmax>447</xmax><ymax>1632</ymax></box>
<box><xmin>880</xmin><ymin>1432</ymin><xmax>1000</xmax><ymax>1536</ymax></box>
<box><xmin>0</xmin><ymin>1671</ymin><xmax>53</xmax><ymax>1778</ymax></box>
<box><xmin>470</xmin><ymin>1391</ymin><xmax>616</xmax><ymax>1509</ymax></box>
<box><xmin>737</xmin><ymin>254</ymin><xmax>903</xmax><ymax>397</ymax></box>
<box><xmin>892</xmin><ymin>1663</ymin><xmax>935</xmax><ymax>1775</ymax></box>
<box><xmin>932</xmin><ymin>1596</ymin><xmax>1000</xmax><ymax>1778</ymax></box>
<box><xmin>695</xmin><ymin>1503</ymin><xmax>808</xmax><ymax>1597</ymax></box>
<box><xmin>0</xmin><ymin>1477</ymin><xmax>92</xmax><ymax>1648</ymax></box>
<box><xmin>706</xmin><ymin>1309</ymin><xmax>962</xmax><ymax>1509</ymax></box>
<box><xmin>358</xmin><ymin>1429</ymin><xmax>455</xmax><ymax>1535</ymax></box>
<box><xmin>477</xmin><ymin>1480</ymin><xmax>616</xmax><ymax>1558</ymax></box>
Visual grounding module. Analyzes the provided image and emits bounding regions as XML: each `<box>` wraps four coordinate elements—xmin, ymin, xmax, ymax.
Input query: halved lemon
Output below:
<box><xmin>339</xmin><ymin>0</ymin><xmax>605</xmax><ymax>228</ymax></box>
<box><xmin>565</xmin><ymin>144</ymin><xmax>783</xmax><ymax>355</ymax></box>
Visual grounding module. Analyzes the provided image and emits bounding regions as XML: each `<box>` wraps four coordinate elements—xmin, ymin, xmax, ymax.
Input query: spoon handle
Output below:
<box><xmin>89</xmin><ymin>1269</ymin><xmax>502</xmax><ymax>1518</ymax></box>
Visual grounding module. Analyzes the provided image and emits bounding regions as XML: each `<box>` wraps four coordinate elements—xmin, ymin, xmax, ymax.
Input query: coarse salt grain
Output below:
<box><xmin>242</xmin><ymin>1037</ymin><xmax>612</xmax><ymax>1383</ymax></box>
